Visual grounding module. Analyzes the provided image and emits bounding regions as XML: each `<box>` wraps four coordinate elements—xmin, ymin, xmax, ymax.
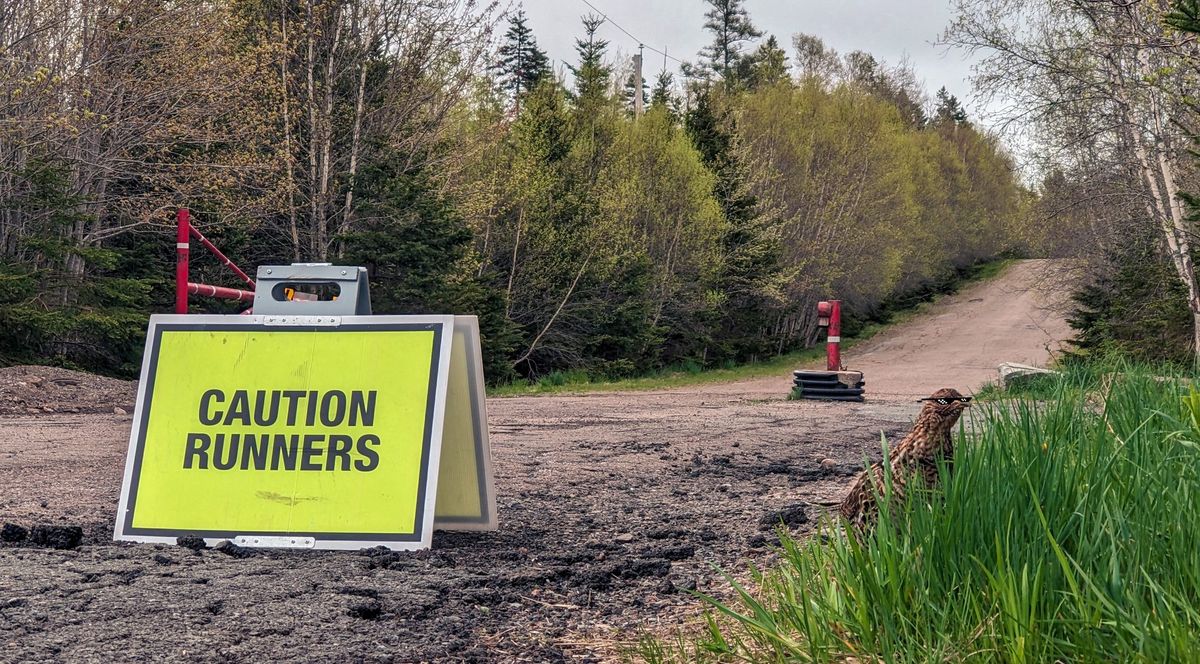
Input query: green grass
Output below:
<box><xmin>637</xmin><ymin>362</ymin><xmax>1200</xmax><ymax>662</ymax></box>
<box><xmin>487</xmin><ymin>315</ymin><xmax>903</xmax><ymax>398</ymax></box>
<box><xmin>969</xmin><ymin>257</ymin><xmax>1013</xmax><ymax>283</ymax></box>
<box><xmin>975</xmin><ymin>372</ymin><xmax>1065</xmax><ymax>402</ymax></box>
<box><xmin>487</xmin><ymin>345</ymin><xmax>829</xmax><ymax>397</ymax></box>
<box><xmin>490</xmin><ymin>259</ymin><xmax>1015</xmax><ymax>397</ymax></box>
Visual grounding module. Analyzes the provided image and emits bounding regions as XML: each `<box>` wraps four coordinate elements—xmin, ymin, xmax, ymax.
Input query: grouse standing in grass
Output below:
<box><xmin>838</xmin><ymin>387</ymin><xmax>971</xmax><ymax>535</ymax></box>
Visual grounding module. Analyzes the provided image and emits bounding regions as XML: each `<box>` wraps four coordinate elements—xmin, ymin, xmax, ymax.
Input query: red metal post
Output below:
<box><xmin>175</xmin><ymin>208</ymin><xmax>190</xmax><ymax>314</ymax></box>
<box><xmin>826</xmin><ymin>299</ymin><xmax>842</xmax><ymax>371</ymax></box>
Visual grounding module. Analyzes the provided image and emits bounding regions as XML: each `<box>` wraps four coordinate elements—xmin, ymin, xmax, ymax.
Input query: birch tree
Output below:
<box><xmin>0</xmin><ymin>0</ymin><xmax>280</xmax><ymax>278</ymax></box>
<box><xmin>946</xmin><ymin>0</ymin><xmax>1200</xmax><ymax>358</ymax></box>
<box><xmin>280</xmin><ymin>0</ymin><xmax>497</xmax><ymax>260</ymax></box>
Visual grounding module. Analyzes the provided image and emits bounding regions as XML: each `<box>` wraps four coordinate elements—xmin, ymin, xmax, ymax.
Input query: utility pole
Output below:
<box><xmin>633</xmin><ymin>44</ymin><xmax>644</xmax><ymax>117</ymax></box>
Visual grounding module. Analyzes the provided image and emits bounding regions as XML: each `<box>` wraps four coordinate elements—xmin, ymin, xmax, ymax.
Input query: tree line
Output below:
<box><xmin>945</xmin><ymin>0</ymin><xmax>1200</xmax><ymax>366</ymax></box>
<box><xmin>0</xmin><ymin>0</ymin><xmax>1029</xmax><ymax>382</ymax></box>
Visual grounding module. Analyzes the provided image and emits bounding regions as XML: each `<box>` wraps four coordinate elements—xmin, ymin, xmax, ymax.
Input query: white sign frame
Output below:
<box><xmin>113</xmin><ymin>314</ymin><xmax>455</xmax><ymax>551</ymax></box>
<box><xmin>433</xmin><ymin>315</ymin><xmax>498</xmax><ymax>531</ymax></box>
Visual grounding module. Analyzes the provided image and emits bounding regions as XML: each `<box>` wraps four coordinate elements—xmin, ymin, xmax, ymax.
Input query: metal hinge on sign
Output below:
<box><xmin>262</xmin><ymin>315</ymin><xmax>341</xmax><ymax>327</ymax></box>
<box><xmin>234</xmin><ymin>535</ymin><xmax>316</xmax><ymax>549</ymax></box>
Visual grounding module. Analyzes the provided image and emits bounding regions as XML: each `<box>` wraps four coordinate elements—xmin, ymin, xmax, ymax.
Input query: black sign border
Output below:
<box><xmin>122</xmin><ymin>321</ymin><xmax>444</xmax><ymax>543</ymax></box>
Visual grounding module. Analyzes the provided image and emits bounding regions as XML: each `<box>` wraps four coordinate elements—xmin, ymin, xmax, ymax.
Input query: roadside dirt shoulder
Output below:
<box><xmin>0</xmin><ymin>260</ymin><xmax>1072</xmax><ymax>661</ymax></box>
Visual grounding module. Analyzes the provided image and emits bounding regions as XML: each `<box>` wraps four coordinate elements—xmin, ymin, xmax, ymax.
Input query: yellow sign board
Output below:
<box><xmin>114</xmin><ymin>315</ymin><xmax>457</xmax><ymax>551</ymax></box>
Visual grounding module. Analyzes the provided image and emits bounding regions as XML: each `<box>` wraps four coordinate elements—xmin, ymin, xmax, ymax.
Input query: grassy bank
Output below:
<box><xmin>638</xmin><ymin>362</ymin><xmax>1200</xmax><ymax>662</ymax></box>
<box><xmin>490</xmin><ymin>259</ymin><xmax>1014</xmax><ymax>397</ymax></box>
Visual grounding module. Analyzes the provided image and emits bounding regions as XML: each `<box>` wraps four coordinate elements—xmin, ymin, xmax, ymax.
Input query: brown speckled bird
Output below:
<box><xmin>838</xmin><ymin>387</ymin><xmax>971</xmax><ymax>535</ymax></box>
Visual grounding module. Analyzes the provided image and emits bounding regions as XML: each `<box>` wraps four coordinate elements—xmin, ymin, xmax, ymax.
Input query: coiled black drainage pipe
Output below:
<box><xmin>791</xmin><ymin>370</ymin><xmax>866</xmax><ymax>402</ymax></box>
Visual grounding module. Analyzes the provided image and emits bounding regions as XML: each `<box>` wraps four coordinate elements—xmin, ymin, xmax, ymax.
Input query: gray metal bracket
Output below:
<box><xmin>252</xmin><ymin>263</ymin><xmax>372</xmax><ymax>316</ymax></box>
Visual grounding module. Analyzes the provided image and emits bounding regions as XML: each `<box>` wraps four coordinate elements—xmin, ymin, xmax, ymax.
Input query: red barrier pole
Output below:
<box><xmin>826</xmin><ymin>299</ymin><xmax>842</xmax><ymax>371</ymax></box>
<box><xmin>188</xmin><ymin>226</ymin><xmax>255</xmax><ymax>291</ymax></box>
<box><xmin>175</xmin><ymin>209</ymin><xmax>190</xmax><ymax>314</ymax></box>
<box><xmin>187</xmin><ymin>283</ymin><xmax>256</xmax><ymax>302</ymax></box>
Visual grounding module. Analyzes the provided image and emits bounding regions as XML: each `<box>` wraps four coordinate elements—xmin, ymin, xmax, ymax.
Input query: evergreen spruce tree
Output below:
<box><xmin>0</xmin><ymin>159</ymin><xmax>157</xmax><ymax>375</ymax></box>
<box><xmin>686</xmin><ymin>89</ymin><xmax>784</xmax><ymax>360</ymax></box>
<box><xmin>844</xmin><ymin>51</ymin><xmax>882</xmax><ymax>88</ymax></box>
<box><xmin>651</xmin><ymin>70</ymin><xmax>673</xmax><ymax>107</ymax></box>
<box><xmin>845</xmin><ymin>51</ymin><xmax>927</xmax><ymax>128</ymax></box>
<box><xmin>342</xmin><ymin>152</ymin><xmax>520</xmax><ymax>383</ymax></box>
<box><xmin>567</xmin><ymin>15</ymin><xmax>611</xmax><ymax>110</ymax></box>
<box><xmin>934</xmin><ymin>87</ymin><xmax>969</xmax><ymax>126</ymax></box>
<box><xmin>494</xmin><ymin>9</ymin><xmax>551</xmax><ymax>112</ymax></box>
<box><xmin>566</xmin><ymin>16</ymin><xmax>617</xmax><ymax>176</ymax></box>
<box><xmin>650</xmin><ymin>70</ymin><xmax>680</xmax><ymax>120</ymax></box>
<box><xmin>1068</xmin><ymin>233</ymin><xmax>1192</xmax><ymax>365</ymax></box>
<box><xmin>699</xmin><ymin>0</ymin><xmax>762</xmax><ymax>86</ymax></box>
<box><xmin>744</xmin><ymin>35</ymin><xmax>789</xmax><ymax>89</ymax></box>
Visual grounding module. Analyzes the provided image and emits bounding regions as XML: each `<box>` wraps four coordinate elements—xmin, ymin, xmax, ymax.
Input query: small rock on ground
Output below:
<box><xmin>214</xmin><ymin>540</ymin><xmax>255</xmax><ymax>558</ymax></box>
<box><xmin>30</xmin><ymin>525</ymin><xmax>83</xmax><ymax>549</ymax></box>
<box><xmin>1</xmin><ymin>523</ymin><xmax>29</xmax><ymax>543</ymax></box>
<box><xmin>176</xmin><ymin>536</ymin><xmax>208</xmax><ymax>551</ymax></box>
<box><xmin>758</xmin><ymin>504</ymin><xmax>809</xmax><ymax>530</ymax></box>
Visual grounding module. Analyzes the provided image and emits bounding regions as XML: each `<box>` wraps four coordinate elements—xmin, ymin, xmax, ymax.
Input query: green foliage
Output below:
<box><xmin>1069</xmin><ymin>236</ymin><xmax>1193</xmax><ymax>366</ymax></box>
<box><xmin>1165</xmin><ymin>0</ymin><xmax>1200</xmax><ymax>32</ymax></box>
<box><xmin>494</xmin><ymin>9</ymin><xmax>550</xmax><ymax>109</ymax></box>
<box><xmin>975</xmin><ymin>371</ymin><xmax>1063</xmax><ymax>402</ymax></box>
<box><xmin>0</xmin><ymin>160</ymin><xmax>156</xmax><ymax>375</ymax></box>
<box><xmin>486</xmin><ymin>75</ymin><xmax>726</xmax><ymax>377</ymax></box>
<box><xmin>743</xmin><ymin>35</ymin><xmax>789</xmax><ymax>90</ymax></box>
<box><xmin>734</xmin><ymin>79</ymin><xmax>1024</xmax><ymax>351</ymax></box>
<box><xmin>342</xmin><ymin>151</ymin><xmax>519</xmax><ymax>384</ymax></box>
<box><xmin>686</xmin><ymin>88</ymin><xmax>785</xmax><ymax>362</ymax></box>
<box><xmin>649</xmin><ymin>70</ymin><xmax>679</xmax><ymax>120</ymax></box>
<box><xmin>0</xmin><ymin>1</ymin><xmax>1034</xmax><ymax>388</ymax></box>
<box><xmin>642</xmin><ymin>362</ymin><xmax>1200</xmax><ymax>661</ymax></box>
<box><xmin>566</xmin><ymin>14</ymin><xmax>611</xmax><ymax>111</ymax></box>
<box><xmin>596</xmin><ymin>106</ymin><xmax>725</xmax><ymax>360</ymax></box>
<box><xmin>698</xmin><ymin>0</ymin><xmax>762</xmax><ymax>85</ymax></box>
<box><xmin>934</xmin><ymin>86</ymin><xmax>969</xmax><ymax>126</ymax></box>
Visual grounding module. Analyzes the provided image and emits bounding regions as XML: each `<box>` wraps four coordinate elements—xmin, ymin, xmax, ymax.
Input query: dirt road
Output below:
<box><xmin>0</xmin><ymin>261</ymin><xmax>1070</xmax><ymax>662</ymax></box>
<box><xmin>726</xmin><ymin>258</ymin><xmax>1073</xmax><ymax>398</ymax></box>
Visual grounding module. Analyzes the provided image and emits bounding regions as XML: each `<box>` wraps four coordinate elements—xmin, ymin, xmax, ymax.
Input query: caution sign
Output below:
<box><xmin>114</xmin><ymin>315</ymin><xmax>455</xmax><ymax>551</ymax></box>
<box><xmin>434</xmin><ymin>316</ymin><xmax>497</xmax><ymax>530</ymax></box>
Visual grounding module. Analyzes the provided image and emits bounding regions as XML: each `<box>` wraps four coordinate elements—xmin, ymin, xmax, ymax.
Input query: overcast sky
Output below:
<box><xmin>515</xmin><ymin>0</ymin><xmax>981</xmax><ymax>116</ymax></box>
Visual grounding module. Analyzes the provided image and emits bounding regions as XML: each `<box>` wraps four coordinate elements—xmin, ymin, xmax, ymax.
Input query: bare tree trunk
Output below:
<box><xmin>282</xmin><ymin>5</ymin><xmax>301</xmax><ymax>261</ymax></box>
<box><xmin>505</xmin><ymin>207</ymin><xmax>524</xmax><ymax>317</ymax></box>
<box><xmin>305</xmin><ymin>0</ymin><xmax>320</xmax><ymax>260</ymax></box>
<box><xmin>339</xmin><ymin>59</ymin><xmax>368</xmax><ymax>258</ymax></box>
<box><xmin>513</xmin><ymin>247</ymin><xmax>595</xmax><ymax>368</ymax></box>
<box><xmin>1129</xmin><ymin>45</ymin><xmax>1200</xmax><ymax>360</ymax></box>
<box><xmin>477</xmin><ymin>211</ymin><xmax>493</xmax><ymax>277</ymax></box>
<box><xmin>315</xmin><ymin>9</ymin><xmax>343</xmax><ymax>260</ymax></box>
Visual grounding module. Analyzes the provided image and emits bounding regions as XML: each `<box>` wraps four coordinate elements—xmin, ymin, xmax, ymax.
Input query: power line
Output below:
<box><xmin>576</xmin><ymin>0</ymin><xmax>684</xmax><ymax>65</ymax></box>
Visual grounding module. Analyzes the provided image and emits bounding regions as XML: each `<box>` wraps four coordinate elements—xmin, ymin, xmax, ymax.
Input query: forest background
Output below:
<box><xmin>0</xmin><ymin>0</ymin><xmax>1161</xmax><ymax>385</ymax></box>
